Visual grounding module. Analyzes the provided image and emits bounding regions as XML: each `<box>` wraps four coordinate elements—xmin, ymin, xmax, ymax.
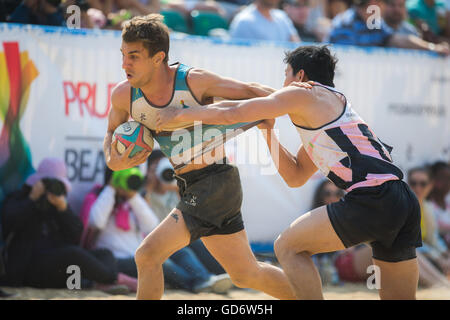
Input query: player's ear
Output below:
<box><xmin>152</xmin><ymin>51</ymin><xmax>166</xmax><ymax>65</ymax></box>
<box><xmin>295</xmin><ymin>70</ymin><xmax>305</xmax><ymax>82</ymax></box>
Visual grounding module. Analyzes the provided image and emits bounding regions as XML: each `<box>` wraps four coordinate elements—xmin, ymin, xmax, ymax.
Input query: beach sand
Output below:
<box><xmin>2</xmin><ymin>284</ymin><xmax>450</xmax><ymax>300</ymax></box>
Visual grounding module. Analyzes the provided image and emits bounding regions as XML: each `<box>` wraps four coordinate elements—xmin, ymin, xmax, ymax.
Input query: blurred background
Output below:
<box><xmin>0</xmin><ymin>0</ymin><xmax>449</xmax><ymax>299</ymax></box>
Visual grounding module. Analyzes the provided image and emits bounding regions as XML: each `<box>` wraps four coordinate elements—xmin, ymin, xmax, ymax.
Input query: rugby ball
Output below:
<box><xmin>113</xmin><ymin>121</ymin><xmax>154</xmax><ymax>158</ymax></box>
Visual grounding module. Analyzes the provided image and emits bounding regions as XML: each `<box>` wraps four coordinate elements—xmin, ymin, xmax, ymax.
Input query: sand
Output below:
<box><xmin>1</xmin><ymin>284</ymin><xmax>450</xmax><ymax>300</ymax></box>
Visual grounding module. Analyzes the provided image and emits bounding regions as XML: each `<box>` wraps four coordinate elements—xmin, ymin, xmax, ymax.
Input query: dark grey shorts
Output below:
<box><xmin>175</xmin><ymin>160</ymin><xmax>244</xmax><ymax>243</ymax></box>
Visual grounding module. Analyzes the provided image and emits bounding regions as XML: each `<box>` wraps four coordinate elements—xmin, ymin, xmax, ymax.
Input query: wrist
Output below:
<box><xmin>428</xmin><ymin>42</ymin><xmax>436</xmax><ymax>52</ymax></box>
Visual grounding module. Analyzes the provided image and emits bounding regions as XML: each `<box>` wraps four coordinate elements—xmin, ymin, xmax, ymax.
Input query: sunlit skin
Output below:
<box><xmin>154</xmin><ymin>58</ymin><xmax>420</xmax><ymax>299</ymax></box>
<box><xmin>106</xmin><ymin>35</ymin><xmax>303</xmax><ymax>301</ymax></box>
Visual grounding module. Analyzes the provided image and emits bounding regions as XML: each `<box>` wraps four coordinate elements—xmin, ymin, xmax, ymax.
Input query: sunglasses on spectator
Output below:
<box><xmin>409</xmin><ymin>180</ymin><xmax>429</xmax><ymax>188</ymax></box>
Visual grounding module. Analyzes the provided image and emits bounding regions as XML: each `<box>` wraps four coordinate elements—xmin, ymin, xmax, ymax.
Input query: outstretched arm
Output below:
<box><xmin>189</xmin><ymin>68</ymin><xmax>276</xmax><ymax>101</ymax></box>
<box><xmin>156</xmin><ymin>86</ymin><xmax>312</xmax><ymax>129</ymax></box>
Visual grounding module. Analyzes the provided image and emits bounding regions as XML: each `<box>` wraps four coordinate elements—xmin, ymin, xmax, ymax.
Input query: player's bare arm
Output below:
<box><xmin>155</xmin><ymin>86</ymin><xmax>314</xmax><ymax>130</ymax></box>
<box><xmin>260</xmin><ymin>120</ymin><xmax>318</xmax><ymax>188</ymax></box>
<box><xmin>104</xmin><ymin>81</ymin><xmax>150</xmax><ymax>171</ymax></box>
<box><xmin>187</xmin><ymin>68</ymin><xmax>276</xmax><ymax>102</ymax></box>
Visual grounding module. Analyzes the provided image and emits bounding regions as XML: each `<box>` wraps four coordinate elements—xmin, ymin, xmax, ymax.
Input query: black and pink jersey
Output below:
<box><xmin>292</xmin><ymin>84</ymin><xmax>403</xmax><ymax>192</ymax></box>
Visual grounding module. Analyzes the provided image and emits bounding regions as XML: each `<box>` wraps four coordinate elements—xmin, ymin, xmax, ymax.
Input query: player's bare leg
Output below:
<box><xmin>273</xmin><ymin>205</ymin><xmax>346</xmax><ymax>299</ymax></box>
<box><xmin>372</xmin><ymin>257</ymin><xmax>419</xmax><ymax>300</ymax></box>
<box><xmin>201</xmin><ymin>230</ymin><xmax>297</xmax><ymax>300</ymax></box>
<box><xmin>134</xmin><ymin>208</ymin><xmax>191</xmax><ymax>300</ymax></box>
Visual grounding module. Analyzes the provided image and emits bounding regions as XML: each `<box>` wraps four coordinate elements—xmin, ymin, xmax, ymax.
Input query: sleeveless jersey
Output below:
<box><xmin>293</xmin><ymin>84</ymin><xmax>403</xmax><ymax>192</ymax></box>
<box><xmin>130</xmin><ymin>63</ymin><xmax>257</xmax><ymax>169</ymax></box>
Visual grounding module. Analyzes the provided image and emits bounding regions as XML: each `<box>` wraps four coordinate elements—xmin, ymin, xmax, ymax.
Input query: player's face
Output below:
<box><xmin>121</xmin><ymin>41</ymin><xmax>153</xmax><ymax>88</ymax></box>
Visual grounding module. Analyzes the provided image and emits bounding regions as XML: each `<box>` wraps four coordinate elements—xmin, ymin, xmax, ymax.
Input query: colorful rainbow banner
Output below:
<box><xmin>0</xmin><ymin>41</ymin><xmax>39</xmax><ymax>204</ymax></box>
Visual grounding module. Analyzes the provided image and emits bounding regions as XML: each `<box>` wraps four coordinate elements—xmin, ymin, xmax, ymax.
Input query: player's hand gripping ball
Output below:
<box><xmin>113</xmin><ymin>121</ymin><xmax>154</xmax><ymax>158</ymax></box>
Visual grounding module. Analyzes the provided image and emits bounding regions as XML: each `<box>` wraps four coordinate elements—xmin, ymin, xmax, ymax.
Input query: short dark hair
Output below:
<box><xmin>122</xmin><ymin>14</ymin><xmax>170</xmax><ymax>63</ymax></box>
<box><xmin>284</xmin><ymin>45</ymin><xmax>337</xmax><ymax>87</ymax></box>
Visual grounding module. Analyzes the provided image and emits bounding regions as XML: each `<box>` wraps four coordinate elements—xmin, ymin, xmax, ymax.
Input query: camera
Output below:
<box><xmin>111</xmin><ymin>167</ymin><xmax>144</xmax><ymax>192</ymax></box>
<box><xmin>155</xmin><ymin>158</ymin><xmax>175</xmax><ymax>184</ymax></box>
<box><xmin>42</xmin><ymin>178</ymin><xmax>67</xmax><ymax>196</ymax></box>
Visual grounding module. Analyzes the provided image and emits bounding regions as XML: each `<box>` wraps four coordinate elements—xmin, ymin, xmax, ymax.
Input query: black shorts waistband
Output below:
<box><xmin>174</xmin><ymin>158</ymin><xmax>229</xmax><ymax>185</ymax></box>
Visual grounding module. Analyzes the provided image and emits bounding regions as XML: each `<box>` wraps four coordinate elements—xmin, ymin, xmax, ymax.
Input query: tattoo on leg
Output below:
<box><xmin>171</xmin><ymin>213</ymin><xmax>179</xmax><ymax>223</ymax></box>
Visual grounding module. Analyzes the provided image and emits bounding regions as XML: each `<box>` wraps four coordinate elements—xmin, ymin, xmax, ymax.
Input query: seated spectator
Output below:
<box><xmin>406</xmin><ymin>0</ymin><xmax>449</xmax><ymax>43</ymax></box>
<box><xmin>8</xmin><ymin>0</ymin><xmax>66</xmax><ymax>26</ymax></box>
<box><xmin>283</xmin><ymin>0</ymin><xmax>321</xmax><ymax>42</ymax></box>
<box><xmin>310</xmin><ymin>180</ymin><xmax>344</xmax><ymax>285</ymax></box>
<box><xmin>229</xmin><ymin>0</ymin><xmax>301</xmax><ymax>42</ymax></box>
<box><xmin>305</xmin><ymin>0</ymin><xmax>351</xmax><ymax>42</ymax></box>
<box><xmin>87</xmin><ymin>0</ymin><xmax>160</xmax><ymax>17</ymax></box>
<box><xmin>408</xmin><ymin>166</ymin><xmax>450</xmax><ymax>285</ymax></box>
<box><xmin>143</xmin><ymin>150</ymin><xmax>234</xmax><ymax>293</ymax></box>
<box><xmin>61</xmin><ymin>0</ymin><xmax>107</xmax><ymax>29</ymax></box>
<box><xmin>327</xmin><ymin>0</ymin><xmax>449</xmax><ymax>54</ymax></box>
<box><xmin>81</xmin><ymin>167</ymin><xmax>158</xmax><ymax>287</ymax></box>
<box><xmin>163</xmin><ymin>0</ymin><xmax>227</xmax><ymax>20</ymax></box>
<box><xmin>83</xmin><ymin>160</ymin><xmax>231</xmax><ymax>293</ymax></box>
<box><xmin>383</xmin><ymin>0</ymin><xmax>420</xmax><ymax>36</ymax></box>
<box><xmin>427</xmin><ymin>162</ymin><xmax>450</xmax><ymax>248</ymax></box>
<box><xmin>0</xmin><ymin>157</ymin><xmax>136</xmax><ymax>294</ymax></box>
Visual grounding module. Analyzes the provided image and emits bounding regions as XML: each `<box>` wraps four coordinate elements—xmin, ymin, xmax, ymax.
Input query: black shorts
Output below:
<box><xmin>327</xmin><ymin>180</ymin><xmax>422</xmax><ymax>262</ymax></box>
<box><xmin>175</xmin><ymin>161</ymin><xmax>244</xmax><ymax>243</ymax></box>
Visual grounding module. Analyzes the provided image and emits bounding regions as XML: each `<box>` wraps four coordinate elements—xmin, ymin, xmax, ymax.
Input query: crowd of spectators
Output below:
<box><xmin>1</xmin><ymin>0</ymin><xmax>449</xmax><ymax>53</ymax></box>
<box><xmin>1</xmin><ymin>150</ymin><xmax>448</xmax><ymax>297</ymax></box>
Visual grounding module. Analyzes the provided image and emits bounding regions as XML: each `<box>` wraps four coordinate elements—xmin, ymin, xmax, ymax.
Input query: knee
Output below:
<box><xmin>134</xmin><ymin>242</ymin><xmax>162</xmax><ymax>268</ymax></box>
<box><xmin>274</xmin><ymin>232</ymin><xmax>307</xmax><ymax>262</ymax></box>
<box><xmin>274</xmin><ymin>233</ymin><xmax>291</xmax><ymax>261</ymax></box>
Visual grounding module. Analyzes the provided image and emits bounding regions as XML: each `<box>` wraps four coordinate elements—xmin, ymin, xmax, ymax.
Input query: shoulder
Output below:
<box><xmin>231</xmin><ymin>5</ymin><xmax>257</xmax><ymax>23</ymax></box>
<box><xmin>111</xmin><ymin>80</ymin><xmax>131</xmax><ymax>109</ymax></box>
<box><xmin>186</xmin><ymin>67</ymin><xmax>220</xmax><ymax>86</ymax></box>
<box><xmin>274</xmin><ymin>84</ymin><xmax>316</xmax><ymax>103</ymax></box>
<box><xmin>272</xmin><ymin>8</ymin><xmax>291</xmax><ymax>21</ymax></box>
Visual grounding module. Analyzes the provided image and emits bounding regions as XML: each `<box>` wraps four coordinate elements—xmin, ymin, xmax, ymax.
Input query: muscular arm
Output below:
<box><xmin>189</xmin><ymin>68</ymin><xmax>276</xmax><ymax>101</ymax></box>
<box><xmin>104</xmin><ymin>81</ymin><xmax>150</xmax><ymax>170</ymax></box>
<box><xmin>261</xmin><ymin>128</ymin><xmax>318</xmax><ymax>188</ymax></box>
<box><xmin>104</xmin><ymin>82</ymin><xmax>130</xmax><ymax>169</ymax></box>
<box><xmin>165</xmin><ymin>86</ymin><xmax>312</xmax><ymax>126</ymax></box>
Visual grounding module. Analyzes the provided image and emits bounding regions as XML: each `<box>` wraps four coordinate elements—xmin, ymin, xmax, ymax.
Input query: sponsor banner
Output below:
<box><xmin>1</xmin><ymin>23</ymin><xmax>449</xmax><ymax>242</ymax></box>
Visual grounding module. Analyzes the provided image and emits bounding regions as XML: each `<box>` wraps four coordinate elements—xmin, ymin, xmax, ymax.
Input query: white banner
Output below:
<box><xmin>1</xmin><ymin>23</ymin><xmax>449</xmax><ymax>244</ymax></box>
